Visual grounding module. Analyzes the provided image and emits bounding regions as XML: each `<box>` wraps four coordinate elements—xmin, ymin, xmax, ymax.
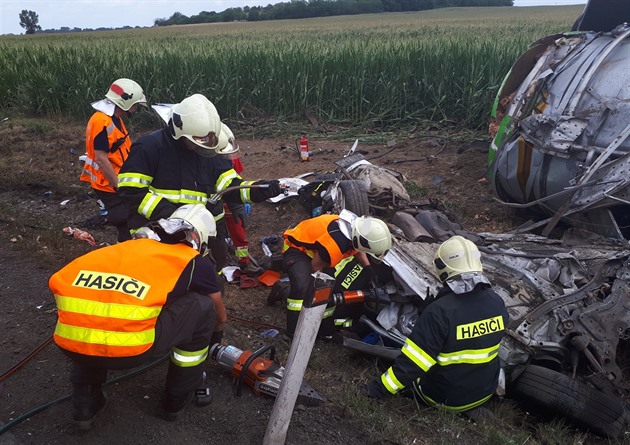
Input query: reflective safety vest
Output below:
<box><xmin>283</xmin><ymin>214</ymin><xmax>357</xmax><ymax>267</ymax></box>
<box><xmin>49</xmin><ymin>239</ymin><xmax>198</xmax><ymax>357</ymax></box>
<box><xmin>81</xmin><ymin>111</ymin><xmax>131</xmax><ymax>193</ymax></box>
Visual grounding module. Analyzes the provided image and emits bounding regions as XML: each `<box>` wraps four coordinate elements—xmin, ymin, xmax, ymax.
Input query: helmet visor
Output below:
<box><xmin>192</xmin><ymin>132</ymin><xmax>219</xmax><ymax>148</ymax></box>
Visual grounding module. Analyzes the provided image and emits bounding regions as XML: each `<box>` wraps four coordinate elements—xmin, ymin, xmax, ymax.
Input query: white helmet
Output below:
<box><xmin>433</xmin><ymin>236</ymin><xmax>483</xmax><ymax>282</ymax></box>
<box><xmin>105</xmin><ymin>78</ymin><xmax>147</xmax><ymax>111</ymax></box>
<box><xmin>168</xmin><ymin>94</ymin><xmax>221</xmax><ymax>154</ymax></box>
<box><xmin>160</xmin><ymin>204</ymin><xmax>216</xmax><ymax>255</ymax></box>
<box><xmin>217</xmin><ymin>123</ymin><xmax>240</xmax><ymax>155</ymax></box>
<box><xmin>350</xmin><ymin>216</ymin><xmax>392</xmax><ymax>260</ymax></box>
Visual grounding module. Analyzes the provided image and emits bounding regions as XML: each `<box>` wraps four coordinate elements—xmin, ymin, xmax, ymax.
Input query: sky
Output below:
<box><xmin>1</xmin><ymin>0</ymin><xmax>586</xmax><ymax>35</ymax></box>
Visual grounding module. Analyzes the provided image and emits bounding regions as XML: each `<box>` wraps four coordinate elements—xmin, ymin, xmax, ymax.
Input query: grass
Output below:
<box><xmin>0</xmin><ymin>6</ymin><xmax>583</xmax><ymax>130</ymax></box>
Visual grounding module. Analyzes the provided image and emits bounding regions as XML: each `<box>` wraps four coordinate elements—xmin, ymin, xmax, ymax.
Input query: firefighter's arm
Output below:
<box><xmin>118</xmin><ymin>142</ymin><xmax>178</xmax><ymax>221</ymax></box>
<box><xmin>94</xmin><ymin>150</ymin><xmax>119</xmax><ymax>190</ymax></box>
<box><xmin>209</xmin><ymin>291</ymin><xmax>227</xmax><ymax>332</ymax></box>
<box><xmin>310</xmin><ymin>251</ymin><xmax>329</xmax><ymax>273</ymax></box>
<box><xmin>354</xmin><ymin>251</ymin><xmax>370</xmax><ymax>267</ymax></box>
<box><xmin>365</xmin><ymin>307</ymin><xmax>445</xmax><ymax>398</ymax></box>
<box><xmin>220</xmin><ymin>178</ymin><xmax>282</xmax><ymax>204</ymax></box>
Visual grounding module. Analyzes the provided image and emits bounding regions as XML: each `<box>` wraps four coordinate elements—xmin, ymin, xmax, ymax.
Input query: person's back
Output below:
<box><xmin>410</xmin><ymin>284</ymin><xmax>507</xmax><ymax>408</ymax></box>
<box><xmin>364</xmin><ymin>235</ymin><xmax>509</xmax><ymax>414</ymax></box>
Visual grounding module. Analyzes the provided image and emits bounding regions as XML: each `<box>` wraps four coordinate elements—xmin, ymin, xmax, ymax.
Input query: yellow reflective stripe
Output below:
<box><xmin>118</xmin><ymin>172</ymin><xmax>152</xmax><ymax>188</ymax></box>
<box><xmin>55</xmin><ymin>321</ymin><xmax>154</xmax><ymax>347</ymax></box>
<box><xmin>55</xmin><ymin>295</ymin><xmax>160</xmax><ymax>320</ymax></box>
<box><xmin>139</xmin><ymin>193</ymin><xmax>162</xmax><ymax>219</ymax></box>
<box><xmin>287</xmin><ymin>298</ymin><xmax>302</xmax><ymax>311</ymax></box>
<box><xmin>235</xmin><ymin>247</ymin><xmax>248</xmax><ymax>259</ymax></box>
<box><xmin>334</xmin><ymin>257</ymin><xmax>354</xmax><ymax>276</ymax></box>
<box><xmin>179</xmin><ymin>189</ymin><xmax>207</xmax><ymax>204</ymax></box>
<box><xmin>240</xmin><ymin>181</ymin><xmax>254</xmax><ymax>202</ymax></box>
<box><xmin>322</xmin><ymin>305</ymin><xmax>336</xmax><ymax>319</ymax></box>
<box><xmin>213</xmin><ymin>210</ymin><xmax>225</xmax><ymax>222</ymax></box>
<box><xmin>334</xmin><ymin>318</ymin><xmax>353</xmax><ymax>327</ymax></box>
<box><xmin>381</xmin><ymin>367</ymin><xmax>404</xmax><ymax>394</ymax></box>
<box><xmin>420</xmin><ymin>390</ymin><xmax>493</xmax><ymax>412</ymax></box>
<box><xmin>402</xmin><ymin>338</ymin><xmax>436</xmax><ymax>372</ymax></box>
<box><xmin>437</xmin><ymin>344</ymin><xmax>500</xmax><ymax>366</ymax></box>
<box><xmin>171</xmin><ymin>345</ymin><xmax>209</xmax><ymax>368</ymax></box>
<box><xmin>216</xmin><ymin>169</ymin><xmax>239</xmax><ymax>192</ymax></box>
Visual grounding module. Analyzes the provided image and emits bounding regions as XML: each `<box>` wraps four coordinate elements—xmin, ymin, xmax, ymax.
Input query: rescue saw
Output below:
<box><xmin>210</xmin><ymin>343</ymin><xmax>324</xmax><ymax>406</ymax></box>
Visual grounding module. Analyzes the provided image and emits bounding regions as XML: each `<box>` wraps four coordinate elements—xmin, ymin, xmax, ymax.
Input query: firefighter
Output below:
<box><xmin>363</xmin><ymin>236</ymin><xmax>509</xmax><ymax>417</ymax></box>
<box><xmin>118</xmin><ymin>93</ymin><xmax>281</xmax><ymax>273</ymax></box>
<box><xmin>81</xmin><ymin>78</ymin><xmax>147</xmax><ymax>242</ymax></box>
<box><xmin>49</xmin><ymin>204</ymin><xmax>226</xmax><ymax>428</ymax></box>
<box><xmin>218</xmin><ymin>123</ymin><xmax>263</xmax><ymax>276</ymax></box>
<box><xmin>282</xmin><ymin>210</ymin><xmax>392</xmax><ymax>337</ymax></box>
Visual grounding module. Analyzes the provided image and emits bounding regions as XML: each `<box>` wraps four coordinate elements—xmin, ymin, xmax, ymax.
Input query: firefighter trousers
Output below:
<box><xmin>283</xmin><ymin>247</ymin><xmax>335</xmax><ymax>337</ymax></box>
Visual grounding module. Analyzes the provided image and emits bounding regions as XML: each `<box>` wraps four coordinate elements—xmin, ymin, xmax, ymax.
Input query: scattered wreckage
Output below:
<box><xmin>282</xmin><ymin>148</ymin><xmax>630</xmax><ymax>438</ymax></box>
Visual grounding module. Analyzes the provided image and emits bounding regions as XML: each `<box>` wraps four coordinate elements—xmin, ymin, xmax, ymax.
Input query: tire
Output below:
<box><xmin>335</xmin><ymin>180</ymin><xmax>369</xmax><ymax>216</ymax></box>
<box><xmin>511</xmin><ymin>364</ymin><xmax>625</xmax><ymax>438</ymax></box>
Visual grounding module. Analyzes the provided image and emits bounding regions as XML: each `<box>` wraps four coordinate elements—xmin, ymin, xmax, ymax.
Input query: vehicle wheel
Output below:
<box><xmin>511</xmin><ymin>364</ymin><xmax>625</xmax><ymax>438</ymax></box>
<box><xmin>335</xmin><ymin>180</ymin><xmax>369</xmax><ymax>216</ymax></box>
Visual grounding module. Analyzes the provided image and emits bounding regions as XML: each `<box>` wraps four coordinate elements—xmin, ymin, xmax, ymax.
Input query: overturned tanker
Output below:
<box><xmin>489</xmin><ymin>3</ymin><xmax>630</xmax><ymax>240</ymax></box>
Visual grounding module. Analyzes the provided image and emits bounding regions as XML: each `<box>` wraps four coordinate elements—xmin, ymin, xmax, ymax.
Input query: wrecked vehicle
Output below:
<box><xmin>278</xmin><ymin>145</ymin><xmax>629</xmax><ymax>437</ymax></box>
<box><xmin>359</xmin><ymin>232</ymin><xmax>630</xmax><ymax>438</ymax></box>
<box><xmin>488</xmin><ymin>16</ymin><xmax>630</xmax><ymax>240</ymax></box>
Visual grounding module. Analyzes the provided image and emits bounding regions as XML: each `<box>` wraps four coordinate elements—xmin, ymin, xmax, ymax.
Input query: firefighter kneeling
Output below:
<box><xmin>49</xmin><ymin>204</ymin><xmax>226</xmax><ymax>429</ymax></box>
<box><xmin>363</xmin><ymin>236</ymin><xmax>509</xmax><ymax>417</ymax></box>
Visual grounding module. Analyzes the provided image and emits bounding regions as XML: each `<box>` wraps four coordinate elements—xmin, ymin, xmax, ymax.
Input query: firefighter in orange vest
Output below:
<box><xmin>363</xmin><ymin>236</ymin><xmax>509</xmax><ymax>417</ymax></box>
<box><xmin>81</xmin><ymin>78</ymin><xmax>147</xmax><ymax>242</ymax></box>
<box><xmin>282</xmin><ymin>210</ymin><xmax>392</xmax><ymax>337</ymax></box>
<box><xmin>49</xmin><ymin>204</ymin><xmax>226</xmax><ymax>429</ymax></box>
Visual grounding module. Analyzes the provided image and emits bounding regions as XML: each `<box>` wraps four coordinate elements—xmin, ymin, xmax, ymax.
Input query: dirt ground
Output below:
<box><xmin>0</xmin><ymin>117</ymin><xmax>533</xmax><ymax>445</ymax></box>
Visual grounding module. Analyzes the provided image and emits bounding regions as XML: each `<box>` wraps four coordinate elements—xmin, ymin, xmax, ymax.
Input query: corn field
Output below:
<box><xmin>0</xmin><ymin>6</ymin><xmax>582</xmax><ymax>130</ymax></box>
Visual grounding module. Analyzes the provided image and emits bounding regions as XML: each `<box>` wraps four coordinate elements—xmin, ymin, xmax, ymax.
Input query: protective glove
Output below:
<box><xmin>258</xmin><ymin>180</ymin><xmax>282</xmax><ymax>198</ymax></box>
<box><xmin>210</xmin><ymin>331</ymin><xmax>224</xmax><ymax>346</ymax></box>
<box><xmin>361</xmin><ymin>380</ymin><xmax>390</xmax><ymax>400</ymax></box>
<box><xmin>228</xmin><ymin>203</ymin><xmax>248</xmax><ymax>228</ymax></box>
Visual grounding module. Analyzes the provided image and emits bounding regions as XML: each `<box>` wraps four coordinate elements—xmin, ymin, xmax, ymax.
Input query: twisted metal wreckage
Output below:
<box><xmin>290</xmin><ymin>4</ymin><xmax>630</xmax><ymax>437</ymax></box>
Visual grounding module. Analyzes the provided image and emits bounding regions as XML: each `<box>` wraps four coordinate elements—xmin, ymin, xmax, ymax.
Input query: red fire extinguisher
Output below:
<box><xmin>298</xmin><ymin>134</ymin><xmax>309</xmax><ymax>162</ymax></box>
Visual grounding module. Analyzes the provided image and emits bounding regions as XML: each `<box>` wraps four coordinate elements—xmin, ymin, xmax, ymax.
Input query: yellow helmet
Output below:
<box><xmin>168</xmin><ymin>94</ymin><xmax>221</xmax><ymax>154</ymax></box>
<box><xmin>105</xmin><ymin>78</ymin><xmax>147</xmax><ymax>111</ymax></box>
<box><xmin>350</xmin><ymin>216</ymin><xmax>392</xmax><ymax>260</ymax></box>
<box><xmin>433</xmin><ymin>236</ymin><xmax>483</xmax><ymax>282</ymax></box>
<box><xmin>217</xmin><ymin>123</ymin><xmax>240</xmax><ymax>155</ymax></box>
<box><xmin>163</xmin><ymin>204</ymin><xmax>216</xmax><ymax>255</ymax></box>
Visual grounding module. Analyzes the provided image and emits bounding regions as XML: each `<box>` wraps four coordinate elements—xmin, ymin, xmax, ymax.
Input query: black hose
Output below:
<box><xmin>0</xmin><ymin>354</ymin><xmax>168</xmax><ymax>436</ymax></box>
<box><xmin>0</xmin><ymin>336</ymin><xmax>54</xmax><ymax>383</ymax></box>
<box><xmin>0</xmin><ymin>316</ymin><xmax>286</xmax><ymax>436</ymax></box>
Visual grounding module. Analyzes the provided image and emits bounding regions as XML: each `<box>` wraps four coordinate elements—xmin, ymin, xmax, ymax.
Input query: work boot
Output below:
<box><xmin>461</xmin><ymin>406</ymin><xmax>495</xmax><ymax>422</ymax></box>
<box><xmin>72</xmin><ymin>385</ymin><xmax>107</xmax><ymax>430</ymax></box>
<box><xmin>161</xmin><ymin>373</ymin><xmax>213</xmax><ymax>421</ymax></box>
<box><xmin>239</xmin><ymin>262</ymin><xmax>264</xmax><ymax>276</ymax></box>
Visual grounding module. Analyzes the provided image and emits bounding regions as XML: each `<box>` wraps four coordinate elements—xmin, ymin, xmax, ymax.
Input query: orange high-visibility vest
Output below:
<box><xmin>49</xmin><ymin>239</ymin><xmax>198</xmax><ymax>357</ymax></box>
<box><xmin>283</xmin><ymin>214</ymin><xmax>357</xmax><ymax>267</ymax></box>
<box><xmin>80</xmin><ymin>111</ymin><xmax>131</xmax><ymax>192</ymax></box>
